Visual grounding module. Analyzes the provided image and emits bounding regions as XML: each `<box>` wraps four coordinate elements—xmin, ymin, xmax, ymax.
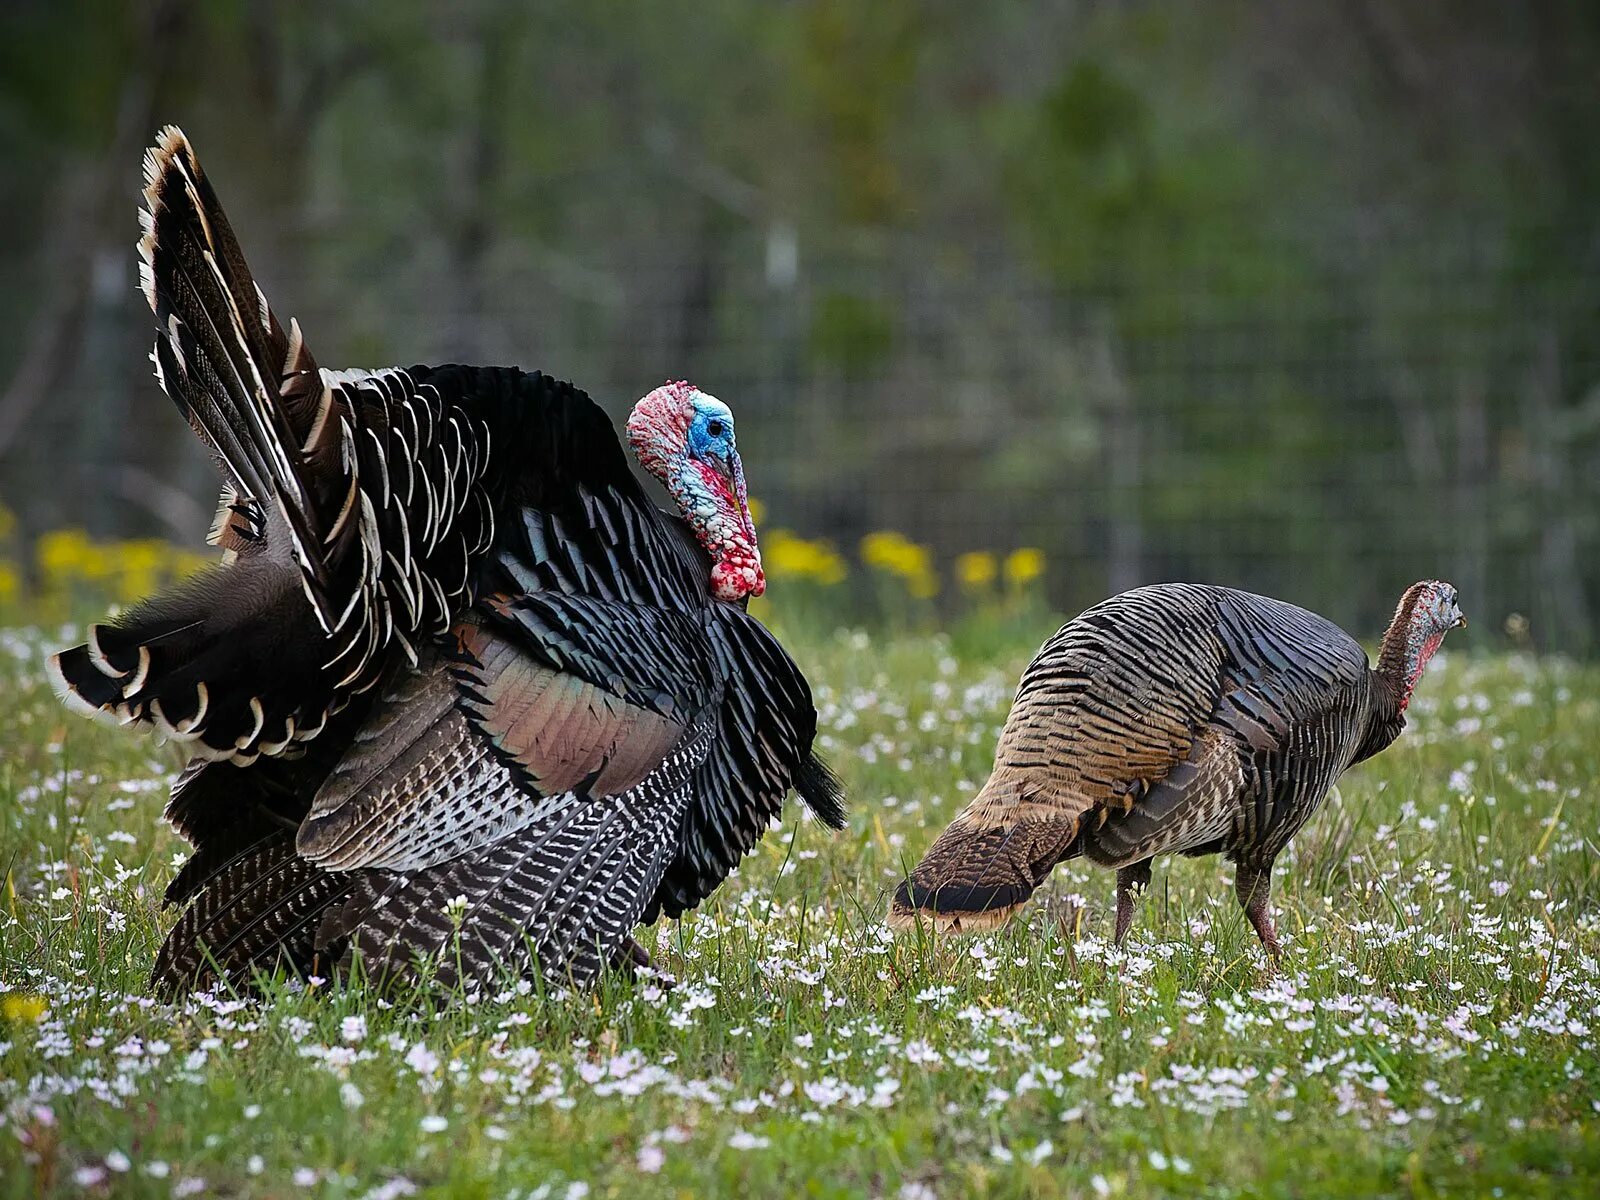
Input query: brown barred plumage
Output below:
<box><xmin>48</xmin><ymin>127</ymin><xmax>844</xmax><ymax>997</ymax></box>
<box><xmin>890</xmin><ymin>581</ymin><xmax>1464</xmax><ymax>959</ymax></box>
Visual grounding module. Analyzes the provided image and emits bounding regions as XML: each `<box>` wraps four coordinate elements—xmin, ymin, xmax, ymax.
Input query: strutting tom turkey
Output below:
<box><xmin>889</xmin><ymin>582</ymin><xmax>1465</xmax><ymax>958</ymax></box>
<box><xmin>48</xmin><ymin>127</ymin><xmax>844</xmax><ymax>995</ymax></box>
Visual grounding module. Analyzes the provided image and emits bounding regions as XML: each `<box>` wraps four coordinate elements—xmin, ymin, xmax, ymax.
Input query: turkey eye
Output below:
<box><xmin>706</xmin><ymin>420</ymin><xmax>724</xmax><ymax>438</ymax></box>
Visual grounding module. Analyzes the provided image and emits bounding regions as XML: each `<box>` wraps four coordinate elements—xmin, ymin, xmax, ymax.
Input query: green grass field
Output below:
<box><xmin>2</xmin><ymin>615</ymin><xmax>1597</xmax><ymax>1198</ymax></box>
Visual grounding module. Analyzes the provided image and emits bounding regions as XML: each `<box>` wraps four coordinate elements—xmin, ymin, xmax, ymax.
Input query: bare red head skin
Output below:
<box><xmin>626</xmin><ymin>381</ymin><xmax>764</xmax><ymax>603</ymax></box>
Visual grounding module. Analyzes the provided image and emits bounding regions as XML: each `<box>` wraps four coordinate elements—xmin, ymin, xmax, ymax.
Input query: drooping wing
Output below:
<box><xmin>290</xmin><ymin>594</ymin><xmax>725</xmax><ymax>985</ymax></box>
<box><xmin>328</xmin><ymin>722</ymin><xmax>713</xmax><ymax>991</ymax></box>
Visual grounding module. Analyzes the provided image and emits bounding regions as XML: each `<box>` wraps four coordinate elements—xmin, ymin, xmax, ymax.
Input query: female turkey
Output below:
<box><xmin>48</xmin><ymin>127</ymin><xmax>843</xmax><ymax>994</ymax></box>
<box><xmin>889</xmin><ymin>581</ymin><xmax>1464</xmax><ymax>958</ymax></box>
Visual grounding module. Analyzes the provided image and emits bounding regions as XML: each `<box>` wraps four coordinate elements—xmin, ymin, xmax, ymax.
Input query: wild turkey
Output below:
<box><xmin>48</xmin><ymin>126</ymin><xmax>844</xmax><ymax>995</ymax></box>
<box><xmin>889</xmin><ymin>581</ymin><xmax>1464</xmax><ymax>958</ymax></box>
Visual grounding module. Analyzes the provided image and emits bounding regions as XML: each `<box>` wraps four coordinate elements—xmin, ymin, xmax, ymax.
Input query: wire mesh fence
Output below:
<box><xmin>1</xmin><ymin>217</ymin><xmax>1595</xmax><ymax>651</ymax></box>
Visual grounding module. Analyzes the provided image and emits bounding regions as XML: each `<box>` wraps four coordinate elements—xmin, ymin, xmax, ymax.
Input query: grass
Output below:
<box><xmin>1</xmin><ymin>612</ymin><xmax>1597</xmax><ymax>1198</ymax></box>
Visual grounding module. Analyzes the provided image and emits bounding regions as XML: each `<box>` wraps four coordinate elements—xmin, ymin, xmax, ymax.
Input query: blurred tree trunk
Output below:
<box><xmin>447</xmin><ymin>14</ymin><xmax>513</xmax><ymax>362</ymax></box>
<box><xmin>0</xmin><ymin>2</ymin><xmax>183</xmax><ymax>458</ymax></box>
<box><xmin>1527</xmin><ymin>330</ymin><xmax>1592</xmax><ymax>654</ymax></box>
<box><xmin>1452</xmin><ymin>367</ymin><xmax>1488</xmax><ymax>622</ymax></box>
<box><xmin>1093</xmin><ymin>317</ymin><xmax>1142</xmax><ymax>595</ymax></box>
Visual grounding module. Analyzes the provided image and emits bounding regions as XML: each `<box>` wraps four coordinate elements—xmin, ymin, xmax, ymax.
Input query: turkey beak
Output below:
<box><xmin>1455</xmin><ymin>612</ymin><xmax>1468</xmax><ymax>630</ymax></box>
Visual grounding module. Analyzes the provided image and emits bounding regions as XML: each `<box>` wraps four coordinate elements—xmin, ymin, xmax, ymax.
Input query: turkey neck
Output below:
<box><xmin>1371</xmin><ymin>592</ymin><xmax>1425</xmax><ymax>718</ymax></box>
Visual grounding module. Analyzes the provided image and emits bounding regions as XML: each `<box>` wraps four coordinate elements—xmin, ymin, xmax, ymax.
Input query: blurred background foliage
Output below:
<box><xmin>0</xmin><ymin>0</ymin><xmax>1596</xmax><ymax>649</ymax></box>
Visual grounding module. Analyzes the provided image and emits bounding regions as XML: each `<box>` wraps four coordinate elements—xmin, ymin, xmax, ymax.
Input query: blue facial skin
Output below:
<box><xmin>686</xmin><ymin>396</ymin><xmax>737</xmax><ymax>474</ymax></box>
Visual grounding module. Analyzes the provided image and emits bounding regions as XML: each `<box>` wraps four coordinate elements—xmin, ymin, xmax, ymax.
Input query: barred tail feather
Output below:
<box><xmin>52</xmin><ymin>127</ymin><xmax>373</xmax><ymax>762</ymax></box>
<box><xmin>139</xmin><ymin>126</ymin><xmax>331</xmax><ymax>490</ymax></box>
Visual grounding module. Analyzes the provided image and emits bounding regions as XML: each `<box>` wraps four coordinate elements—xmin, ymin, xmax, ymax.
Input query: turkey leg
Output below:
<box><xmin>1234</xmin><ymin>861</ymin><xmax>1281</xmax><ymax>962</ymax></box>
<box><xmin>1113</xmin><ymin>859</ymin><xmax>1153</xmax><ymax>946</ymax></box>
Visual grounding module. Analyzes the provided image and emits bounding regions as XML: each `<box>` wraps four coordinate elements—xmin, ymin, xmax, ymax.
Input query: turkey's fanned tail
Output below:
<box><xmin>48</xmin><ymin>125</ymin><xmax>339</xmax><ymax>762</ymax></box>
<box><xmin>49</xmin><ymin>128</ymin><xmax>500</xmax><ymax>765</ymax></box>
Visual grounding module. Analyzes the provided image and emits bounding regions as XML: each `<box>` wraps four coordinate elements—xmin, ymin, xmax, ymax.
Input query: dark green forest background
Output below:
<box><xmin>0</xmin><ymin>0</ymin><xmax>1596</xmax><ymax>650</ymax></box>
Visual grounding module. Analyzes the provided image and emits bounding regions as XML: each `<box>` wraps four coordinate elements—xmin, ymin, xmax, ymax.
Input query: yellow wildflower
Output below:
<box><xmin>36</xmin><ymin>528</ymin><xmax>96</xmax><ymax>584</ymax></box>
<box><xmin>955</xmin><ymin>551</ymin><xmax>997</xmax><ymax>591</ymax></box>
<box><xmin>1004</xmin><ymin>547</ymin><xmax>1046</xmax><ymax>589</ymax></box>
<box><xmin>113</xmin><ymin>539</ymin><xmax>169</xmax><ymax>601</ymax></box>
<box><xmin>0</xmin><ymin>560</ymin><xmax>18</xmax><ymax>604</ymax></box>
<box><xmin>764</xmin><ymin>530</ymin><xmax>847</xmax><ymax>586</ymax></box>
<box><xmin>2</xmin><ymin>993</ymin><xmax>47</xmax><ymax>1024</ymax></box>
<box><xmin>860</xmin><ymin>531</ymin><xmax>938</xmax><ymax>599</ymax></box>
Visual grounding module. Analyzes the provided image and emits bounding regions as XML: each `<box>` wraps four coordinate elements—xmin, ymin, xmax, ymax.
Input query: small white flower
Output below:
<box><xmin>419</xmin><ymin>1115</ymin><xmax>448</xmax><ymax>1133</ymax></box>
<box><xmin>636</xmin><ymin>1144</ymin><xmax>665</xmax><ymax>1173</ymax></box>
<box><xmin>104</xmin><ymin>1151</ymin><xmax>131</xmax><ymax>1173</ymax></box>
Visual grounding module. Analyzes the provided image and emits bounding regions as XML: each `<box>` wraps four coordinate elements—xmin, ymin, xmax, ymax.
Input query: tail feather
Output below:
<box><xmin>139</xmin><ymin>128</ymin><xmax>335</xmax><ymax>577</ymax></box>
<box><xmin>54</xmin><ymin>128</ymin><xmax>501</xmax><ymax>764</ymax></box>
<box><xmin>139</xmin><ymin>127</ymin><xmax>327</xmax><ymax>474</ymax></box>
<box><xmin>48</xmin><ymin>558</ymin><xmax>330</xmax><ymax>762</ymax></box>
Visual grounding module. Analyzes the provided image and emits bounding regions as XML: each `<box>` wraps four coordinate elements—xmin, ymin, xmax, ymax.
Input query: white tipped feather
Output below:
<box><xmin>255</xmin><ymin>282</ymin><xmax>273</xmax><ymax>332</ymax></box>
<box><xmin>258</xmin><ymin>715</ymin><xmax>296</xmax><ymax>756</ymax></box>
<box><xmin>235</xmin><ymin>696</ymin><xmax>266</xmax><ymax>750</ymax></box>
<box><xmin>45</xmin><ymin>654</ymin><xmax>111</xmax><ymax>721</ymax></box>
<box><xmin>86</xmin><ymin>627</ymin><xmax>120</xmax><ymax>678</ymax></box>
<box><xmin>121</xmin><ymin>645</ymin><xmax>151</xmax><ymax>698</ymax></box>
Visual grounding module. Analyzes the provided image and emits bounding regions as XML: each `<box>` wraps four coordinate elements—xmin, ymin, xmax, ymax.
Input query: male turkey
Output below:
<box><xmin>48</xmin><ymin>126</ymin><xmax>844</xmax><ymax>994</ymax></box>
<box><xmin>889</xmin><ymin>581</ymin><xmax>1464</xmax><ymax>958</ymax></box>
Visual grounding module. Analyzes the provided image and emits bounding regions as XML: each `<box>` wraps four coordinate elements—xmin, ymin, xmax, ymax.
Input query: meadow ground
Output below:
<box><xmin>1</xmin><ymin>613</ymin><xmax>1596</xmax><ymax>1198</ymax></box>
